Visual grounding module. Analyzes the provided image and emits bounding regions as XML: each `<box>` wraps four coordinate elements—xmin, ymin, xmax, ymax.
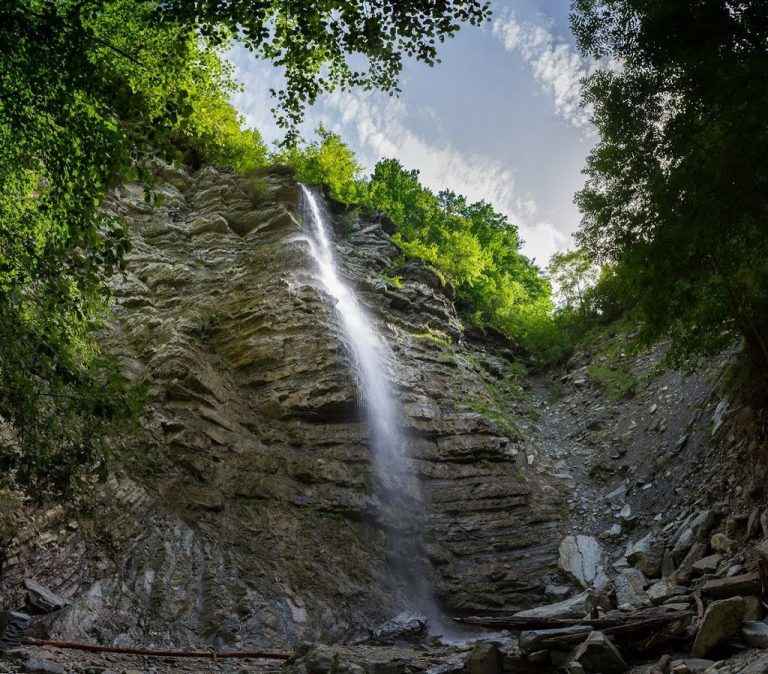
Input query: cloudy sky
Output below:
<box><xmin>228</xmin><ymin>0</ymin><xmax>597</xmax><ymax>266</ymax></box>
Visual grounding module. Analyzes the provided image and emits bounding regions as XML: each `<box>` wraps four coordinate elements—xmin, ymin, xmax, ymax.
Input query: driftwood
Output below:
<box><xmin>456</xmin><ymin>610</ymin><xmax>692</xmax><ymax>633</ymax></box>
<box><xmin>22</xmin><ymin>638</ymin><xmax>291</xmax><ymax>660</ymax></box>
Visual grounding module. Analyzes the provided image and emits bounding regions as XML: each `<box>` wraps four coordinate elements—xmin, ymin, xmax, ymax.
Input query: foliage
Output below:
<box><xmin>273</xmin><ymin>126</ymin><xmax>363</xmax><ymax>204</ymax></box>
<box><xmin>363</xmin><ymin>160</ymin><xmax>554</xmax><ymax>355</ymax></box>
<box><xmin>0</xmin><ymin>0</ymin><xmax>259</xmax><ymax>492</ymax></box>
<box><xmin>161</xmin><ymin>0</ymin><xmax>492</xmax><ymax>142</ymax></box>
<box><xmin>548</xmin><ymin>249</ymin><xmax>598</xmax><ymax>314</ymax></box>
<box><xmin>572</xmin><ymin>0</ymin><xmax>768</xmax><ymax>376</ymax></box>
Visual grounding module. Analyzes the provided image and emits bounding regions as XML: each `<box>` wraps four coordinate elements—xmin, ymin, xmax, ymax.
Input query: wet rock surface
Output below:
<box><xmin>2</xmin><ymin>163</ymin><xmax>768</xmax><ymax>674</ymax></box>
<box><xmin>0</xmin><ymin>164</ymin><xmax>562</xmax><ymax>649</ymax></box>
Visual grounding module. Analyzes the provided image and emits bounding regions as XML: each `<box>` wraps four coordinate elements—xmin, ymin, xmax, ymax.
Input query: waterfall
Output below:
<box><xmin>299</xmin><ymin>184</ymin><xmax>434</xmax><ymax>614</ymax></box>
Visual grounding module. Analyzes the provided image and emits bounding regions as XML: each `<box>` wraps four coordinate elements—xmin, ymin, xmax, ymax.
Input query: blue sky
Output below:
<box><xmin>228</xmin><ymin>1</ymin><xmax>597</xmax><ymax>266</ymax></box>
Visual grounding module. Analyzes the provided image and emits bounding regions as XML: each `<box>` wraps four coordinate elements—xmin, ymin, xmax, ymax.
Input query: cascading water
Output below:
<box><xmin>299</xmin><ymin>184</ymin><xmax>434</xmax><ymax>614</ymax></box>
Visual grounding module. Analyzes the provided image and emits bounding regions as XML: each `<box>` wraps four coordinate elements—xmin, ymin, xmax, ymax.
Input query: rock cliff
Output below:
<box><xmin>0</xmin><ymin>164</ymin><xmax>564</xmax><ymax>648</ymax></box>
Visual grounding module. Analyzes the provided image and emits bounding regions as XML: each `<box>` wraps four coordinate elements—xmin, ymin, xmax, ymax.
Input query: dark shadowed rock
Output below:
<box><xmin>0</xmin><ymin>611</ymin><xmax>30</xmax><ymax>651</ymax></box>
<box><xmin>691</xmin><ymin>596</ymin><xmax>745</xmax><ymax>657</ymax></box>
<box><xmin>568</xmin><ymin>631</ymin><xmax>626</xmax><ymax>673</ymax></box>
<box><xmin>467</xmin><ymin>642</ymin><xmax>501</xmax><ymax>674</ymax></box>
<box><xmin>24</xmin><ymin>579</ymin><xmax>70</xmax><ymax>613</ymax></box>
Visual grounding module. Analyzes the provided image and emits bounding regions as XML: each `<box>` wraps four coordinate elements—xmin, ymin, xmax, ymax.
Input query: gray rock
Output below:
<box><xmin>647</xmin><ymin>578</ymin><xmax>687</xmax><ymax>605</ymax></box>
<box><xmin>519</xmin><ymin>626</ymin><xmax>593</xmax><ymax>653</ymax></box>
<box><xmin>545</xmin><ymin>584</ymin><xmax>572</xmax><ymax>602</ymax></box>
<box><xmin>0</xmin><ymin>612</ymin><xmax>30</xmax><ymax>651</ymax></box>
<box><xmin>691</xmin><ymin>596</ymin><xmax>746</xmax><ymax>657</ymax></box>
<box><xmin>24</xmin><ymin>579</ymin><xmax>70</xmax><ymax>613</ymax></box>
<box><xmin>672</xmin><ymin>511</ymin><xmax>715</xmax><ymax>558</ymax></box>
<box><xmin>692</xmin><ymin>554</ymin><xmax>722</xmax><ymax>575</ymax></box>
<box><xmin>614</xmin><ymin>568</ymin><xmax>650</xmax><ymax>610</ymax></box>
<box><xmin>568</xmin><ymin>631</ymin><xmax>627</xmax><ymax>673</ymax></box>
<box><xmin>558</xmin><ymin>536</ymin><xmax>603</xmax><ymax>588</ymax></box>
<box><xmin>626</xmin><ymin>533</ymin><xmax>662</xmax><ymax>577</ymax></box>
<box><xmin>710</xmin><ymin>533</ymin><xmax>736</xmax><ymax>553</ymax></box>
<box><xmin>742</xmin><ymin>621</ymin><xmax>768</xmax><ymax>649</ymax></box>
<box><xmin>467</xmin><ymin>642</ymin><xmax>501</xmax><ymax>674</ymax></box>
<box><xmin>513</xmin><ymin>593</ymin><xmax>589</xmax><ymax>620</ymax></box>
<box><xmin>23</xmin><ymin>658</ymin><xmax>66</xmax><ymax>674</ymax></box>
<box><xmin>661</xmin><ymin>548</ymin><xmax>676</xmax><ymax>577</ymax></box>
<box><xmin>372</xmin><ymin>611</ymin><xmax>428</xmax><ymax>642</ymax></box>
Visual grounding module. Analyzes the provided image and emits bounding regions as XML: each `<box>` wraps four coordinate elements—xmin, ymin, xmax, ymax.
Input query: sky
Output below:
<box><xmin>227</xmin><ymin>0</ymin><xmax>598</xmax><ymax>267</ymax></box>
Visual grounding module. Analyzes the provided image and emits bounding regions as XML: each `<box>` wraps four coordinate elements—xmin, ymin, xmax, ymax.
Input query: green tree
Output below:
<box><xmin>547</xmin><ymin>249</ymin><xmax>598</xmax><ymax>314</ymax></box>
<box><xmin>572</xmin><ymin>0</ymin><xmax>768</xmax><ymax>375</ymax></box>
<box><xmin>364</xmin><ymin>159</ymin><xmax>553</xmax><ymax>353</ymax></box>
<box><xmin>274</xmin><ymin>126</ymin><xmax>363</xmax><ymax>204</ymax></box>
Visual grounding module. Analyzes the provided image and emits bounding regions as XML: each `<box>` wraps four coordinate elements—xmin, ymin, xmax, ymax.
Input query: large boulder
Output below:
<box><xmin>559</xmin><ymin>536</ymin><xmax>603</xmax><ymax>588</ymax></box>
<box><xmin>372</xmin><ymin>612</ymin><xmax>428</xmax><ymax>643</ymax></box>
<box><xmin>691</xmin><ymin>597</ymin><xmax>745</xmax><ymax>657</ymax></box>
<box><xmin>614</xmin><ymin>569</ymin><xmax>651</xmax><ymax>610</ymax></box>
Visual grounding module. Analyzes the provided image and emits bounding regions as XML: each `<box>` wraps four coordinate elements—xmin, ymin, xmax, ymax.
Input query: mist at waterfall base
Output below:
<box><xmin>299</xmin><ymin>184</ymin><xmax>444</xmax><ymax>630</ymax></box>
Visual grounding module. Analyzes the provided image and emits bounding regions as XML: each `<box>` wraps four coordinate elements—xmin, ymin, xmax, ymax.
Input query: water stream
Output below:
<box><xmin>299</xmin><ymin>184</ymin><xmax>435</xmax><ymax>616</ymax></box>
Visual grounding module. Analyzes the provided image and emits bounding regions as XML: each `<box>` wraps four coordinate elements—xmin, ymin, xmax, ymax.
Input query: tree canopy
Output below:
<box><xmin>572</xmin><ymin>0</ymin><xmax>768</xmax><ymax>374</ymax></box>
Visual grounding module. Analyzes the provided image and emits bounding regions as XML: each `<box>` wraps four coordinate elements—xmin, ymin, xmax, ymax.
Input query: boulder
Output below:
<box><xmin>0</xmin><ymin>611</ymin><xmax>30</xmax><ymax>651</ymax></box>
<box><xmin>710</xmin><ymin>533</ymin><xmax>736</xmax><ymax>553</ymax></box>
<box><xmin>614</xmin><ymin>568</ymin><xmax>650</xmax><ymax>610</ymax></box>
<box><xmin>568</xmin><ymin>631</ymin><xmax>627</xmax><ymax>673</ymax></box>
<box><xmin>672</xmin><ymin>511</ymin><xmax>715</xmax><ymax>558</ymax></box>
<box><xmin>741</xmin><ymin>621</ymin><xmax>768</xmax><ymax>649</ymax></box>
<box><xmin>691</xmin><ymin>596</ymin><xmax>745</xmax><ymax>657</ymax></box>
<box><xmin>625</xmin><ymin>533</ymin><xmax>662</xmax><ymax>577</ymax></box>
<box><xmin>701</xmin><ymin>571</ymin><xmax>761</xmax><ymax>599</ymax></box>
<box><xmin>22</xmin><ymin>658</ymin><xmax>66</xmax><ymax>674</ymax></box>
<box><xmin>468</xmin><ymin>642</ymin><xmax>501</xmax><ymax>674</ymax></box>
<box><xmin>691</xmin><ymin>554</ymin><xmax>722</xmax><ymax>575</ymax></box>
<box><xmin>647</xmin><ymin>578</ymin><xmax>687</xmax><ymax>605</ymax></box>
<box><xmin>559</xmin><ymin>536</ymin><xmax>603</xmax><ymax>588</ymax></box>
<box><xmin>372</xmin><ymin>611</ymin><xmax>428</xmax><ymax>642</ymax></box>
<box><xmin>24</xmin><ymin>579</ymin><xmax>70</xmax><ymax>613</ymax></box>
<box><xmin>426</xmin><ymin>657</ymin><xmax>467</xmax><ymax>674</ymax></box>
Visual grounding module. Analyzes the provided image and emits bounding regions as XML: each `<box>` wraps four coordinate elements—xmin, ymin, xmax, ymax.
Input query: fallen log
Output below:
<box><xmin>456</xmin><ymin>610</ymin><xmax>692</xmax><ymax>633</ymax></box>
<box><xmin>22</xmin><ymin>638</ymin><xmax>291</xmax><ymax>660</ymax></box>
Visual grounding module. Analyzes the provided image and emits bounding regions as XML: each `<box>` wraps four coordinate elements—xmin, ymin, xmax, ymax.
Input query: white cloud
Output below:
<box><xmin>492</xmin><ymin>14</ymin><xmax>595</xmax><ymax>129</ymax></box>
<box><xmin>323</xmin><ymin>89</ymin><xmax>567</xmax><ymax>264</ymax></box>
<box><xmin>226</xmin><ymin>45</ymin><xmax>571</xmax><ymax>264</ymax></box>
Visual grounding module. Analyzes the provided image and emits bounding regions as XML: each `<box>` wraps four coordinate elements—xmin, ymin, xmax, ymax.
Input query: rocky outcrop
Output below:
<box><xmin>0</xmin><ymin>164</ymin><xmax>563</xmax><ymax>648</ymax></box>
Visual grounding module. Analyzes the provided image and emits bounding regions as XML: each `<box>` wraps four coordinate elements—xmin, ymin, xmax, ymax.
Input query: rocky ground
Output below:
<box><xmin>3</xmin><ymin>162</ymin><xmax>768</xmax><ymax>673</ymax></box>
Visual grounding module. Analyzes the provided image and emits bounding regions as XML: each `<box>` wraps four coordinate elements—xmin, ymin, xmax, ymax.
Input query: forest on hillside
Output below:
<box><xmin>1</xmin><ymin>0</ymin><xmax>767</xmax><ymax>492</ymax></box>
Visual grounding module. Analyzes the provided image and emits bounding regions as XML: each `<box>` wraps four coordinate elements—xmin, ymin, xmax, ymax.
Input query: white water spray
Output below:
<box><xmin>299</xmin><ymin>184</ymin><xmax>431</xmax><ymax>604</ymax></box>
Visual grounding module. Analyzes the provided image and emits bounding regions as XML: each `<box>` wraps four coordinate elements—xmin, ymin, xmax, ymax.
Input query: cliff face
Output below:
<box><xmin>0</xmin><ymin>164</ymin><xmax>563</xmax><ymax>648</ymax></box>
